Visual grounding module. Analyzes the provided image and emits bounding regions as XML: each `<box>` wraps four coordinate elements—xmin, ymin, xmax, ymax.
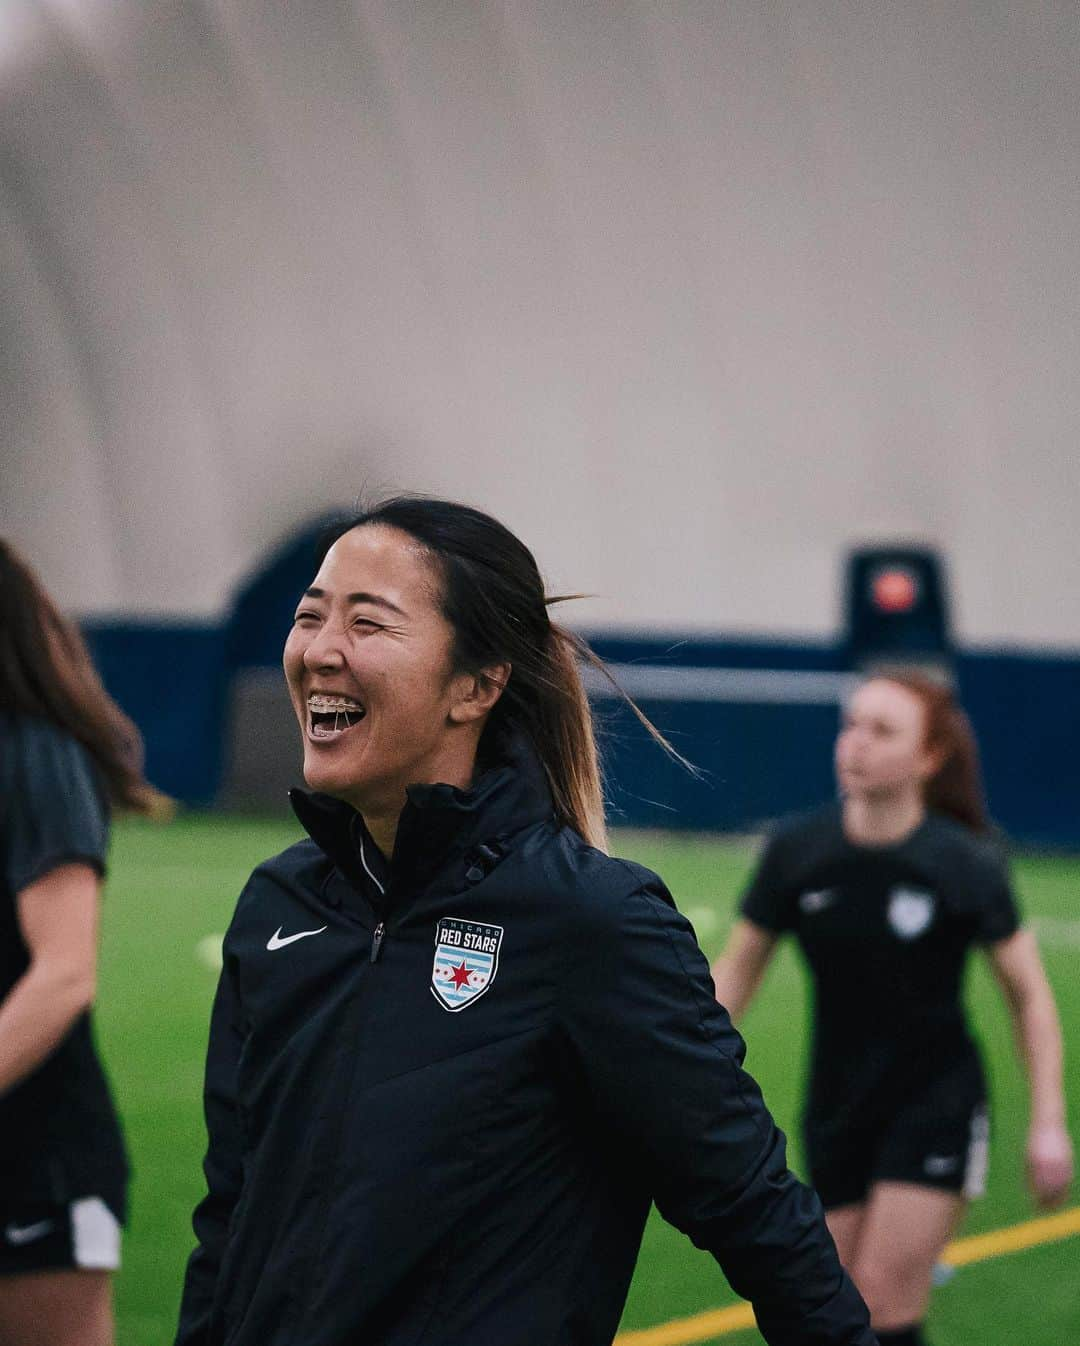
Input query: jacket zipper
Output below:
<box><xmin>356</xmin><ymin>830</ymin><xmax>388</xmax><ymax>963</ymax></box>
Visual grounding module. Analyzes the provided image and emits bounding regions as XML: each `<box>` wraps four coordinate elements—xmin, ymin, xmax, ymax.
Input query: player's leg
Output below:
<box><xmin>806</xmin><ymin>1118</ymin><xmax>874</xmax><ymax>1271</ymax></box>
<box><xmin>0</xmin><ymin>1193</ymin><xmax>121</xmax><ymax>1346</ymax></box>
<box><xmin>850</xmin><ymin>1064</ymin><xmax>988</xmax><ymax>1340</ymax></box>
<box><xmin>849</xmin><ymin>1180</ymin><xmax>964</xmax><ymax>1340</ymax></box>
<box><xmin>824</xmin><ymin>1202</ymin><xmax>866</xmax><ymax>1268</ymax></box>
<box><xmin>0</xmin><ymin>1269</ymin><xmax>113</xmax><ymax>1346</ymax></box>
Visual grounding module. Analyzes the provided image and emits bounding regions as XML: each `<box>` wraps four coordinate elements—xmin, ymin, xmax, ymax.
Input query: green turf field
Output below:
<box><xmin>97</xmin><ymin>816</ymin><xmax>1080</xmax><ymax>1345</ymax></box>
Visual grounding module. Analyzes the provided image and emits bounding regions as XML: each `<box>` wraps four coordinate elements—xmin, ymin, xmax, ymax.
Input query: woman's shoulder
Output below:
<box><xmin>240</xmin><ymin>836</ymin><xmax>331</xmax><ymax>893</ymax></box>
<box><xmin>524</xmin><ymin>825</ymin><xmax>676</xmax><ymax>930</ymax></box>
<box><xmin>225</xmin><ymin>837</ymin><xmax>332</xmax><ymax>930</ymax></box>
<box><xmin>1</xmin><ymin>711</ymin><xmax>103</xmax><ymax>800</ymax></box>
<box><xmin>0</xmin><ymin>713</ymin><xmax>110</xmax><ymax>892</ymax></box>
<box><xmin>749</xmin><ymin>803</ymin><xmax>843</xmax><ymax>876</ymax></box>
<box><xmin>766</xmin><ymin>801</ymin><xmax>842</xmax><ymax>845</ymax></box>
<box><xmin>921</xmin><ymin>811</ymin><xmax>1009</xmax><ymax>879</ymax></box>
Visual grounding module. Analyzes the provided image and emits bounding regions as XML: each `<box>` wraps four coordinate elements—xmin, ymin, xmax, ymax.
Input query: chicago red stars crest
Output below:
<box><xmin>431</xmin><ymin>917</ymin><xmax>504</xmax><ymax>1012</ymax></box>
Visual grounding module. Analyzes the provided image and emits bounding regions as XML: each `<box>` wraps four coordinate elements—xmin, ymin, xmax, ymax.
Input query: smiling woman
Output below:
<box><xmin>282</xmin><ymin>519</ymin><xmax>512</xmax><ymax>857</ymax></box>
<box><xmin>281</xmin><ymin>498</ymin><xmax>638</xmax><ymax>860</ymax></box>
<box><xmin>176</xmin><ymin>496</ymin><xmax>877</xmax><ymax>1346</ymax></box>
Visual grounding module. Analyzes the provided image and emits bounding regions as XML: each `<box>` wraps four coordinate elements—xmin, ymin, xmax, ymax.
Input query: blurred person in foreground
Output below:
<box><xmin>0</xmin><ymin>540</ymin><xmax>169</xmax><ymax>1345</ymax></box>
<box><xmin>176</xmin><ymin>496</ymin><xmax>877</xmax><ymax>1346</ymax></box>
<box><xmin>712</xmin><ymin>671</ymin><xmax>1073</xmax><ymax>1346</ymax></box>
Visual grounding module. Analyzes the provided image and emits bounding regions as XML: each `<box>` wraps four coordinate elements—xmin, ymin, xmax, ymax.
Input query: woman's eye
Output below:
<box><xmin>294</xmin><ymin>611</ymin><xmax>320</xmax><ymax>624</ymax></box>
<box><xmin>353</xmin><ymin>618</ymin><xmax>381</xmax><ymax>632</ymax></box>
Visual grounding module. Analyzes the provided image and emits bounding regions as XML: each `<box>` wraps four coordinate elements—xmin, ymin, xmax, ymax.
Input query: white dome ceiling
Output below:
<box><xmin>2</xmin><ymin>1</ymin><xmax>1078</xmax><ymax>644</ymax></box>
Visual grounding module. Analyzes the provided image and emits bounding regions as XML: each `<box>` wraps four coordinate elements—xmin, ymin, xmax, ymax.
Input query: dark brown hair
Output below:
<box><xmin>0</xmin><ymin>539</ymin><xmax>170</xmax><ymax>816</ymax></box>
<box><xmin>323</xmin><ymin>497</ymin><xmax>693</xmax><ymax>852</ymax></box>
<box><xmin>873</xmin><ymin>668</ymin><xmax>989</xmax><ymax>833</ymax></box>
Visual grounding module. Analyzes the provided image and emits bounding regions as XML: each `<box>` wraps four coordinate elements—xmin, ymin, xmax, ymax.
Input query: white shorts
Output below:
<box><xmin>0</xmin><ymin>1195</ymin><xmax>121</xmax><ymax>1274</ymax></box>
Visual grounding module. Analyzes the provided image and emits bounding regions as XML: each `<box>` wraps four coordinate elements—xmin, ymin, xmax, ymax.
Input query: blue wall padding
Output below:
<box><xmin>83</xmin><ymin>623</ymin><xmax>230</xmax><ymax>805</ymax></box>
<box><xmin>587</xmin><ymin>636</ymin><xmax>843</xmax><ymax>830</ymax></box>
<box><xmin>958</xmin><ymin>651</ymin><xmax>1080</xmax><ymax>849</ymax></box>
<box><xmin>227</xmin><ymin>515</ymin><xmax>342</xmax><ymax>670</ymax></box>
<box><xmin>587</xmin><ymin>635</ymin><xmax>842</xmax><ymax>672</ymax></box>
<box><xmin>79</xmin><ymin>617</ymin><xmax>1080</xmax><ymax>848</ymax></box>
<box><xmin>593</xmin><ymin>697</ymin><xmax>841</xmax><ymax>831</ymax></box>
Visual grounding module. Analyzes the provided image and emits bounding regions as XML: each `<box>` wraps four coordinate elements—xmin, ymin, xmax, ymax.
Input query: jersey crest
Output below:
<box><xmin>887</xmin><ymin>886</ymin><xmax>936</xmax><ymax>940</ymax></box>
<box><xmin>431</xmin><ymin>917</ymin><xmax>504</xmax><ymax>1012</ymax></box>
<box><xmin>798</xmin><ymin>888</ymin><xmax>837</xmax><ymax>915</ymax></box>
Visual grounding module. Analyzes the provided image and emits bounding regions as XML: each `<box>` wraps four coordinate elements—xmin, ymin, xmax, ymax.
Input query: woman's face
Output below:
<box><xmin>283</xmin><ymin>525</ymin><xmax>475</xmax><ymax>814</ymax></box>
<box><xmin>835</xmin><ymin>678</ymin><xmax>937</xmax><ymax>800</ymax></box>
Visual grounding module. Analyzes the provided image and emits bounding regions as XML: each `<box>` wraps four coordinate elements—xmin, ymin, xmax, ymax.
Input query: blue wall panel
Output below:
<box><xmin>958</xmin><ymin>651</ymin><xmax>1080</xmax><ymax>849</ymax></box>
<box><xmin>80</xmin><ymin>619</ymin><xmax>1080</xmax><ymax>848</ymax></box>
<box><xmin>595</xmin><ymin>698</ymin><xmax>841</xmax><ymax>832</ymax></box>
<box><xmin>83</xmin><ymin>623</ymin><xmax>230</xmax><ymax>805</ymax></box>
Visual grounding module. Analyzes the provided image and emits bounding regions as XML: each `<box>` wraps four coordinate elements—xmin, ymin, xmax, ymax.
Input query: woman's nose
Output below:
<box><xmin>303</xmin><ymin>626</ymin><xmax>346</xmax><ymax>671</ymax></box>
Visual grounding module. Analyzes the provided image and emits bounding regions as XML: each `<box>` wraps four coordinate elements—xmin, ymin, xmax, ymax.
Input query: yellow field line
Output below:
<box><xmin>614</xmin><ymin>1206</ymin><xmax>1080</xmax><ymax>1346</ymax></box>
<box><xmin>616</xmin><ymin>1303</ymin><xmax>758</xmax><ymax>1345</ymax></box>
<box><xmin>940</xmin><ymin>1203</ymin><xmax>1080</xmax><ymax>1267</ymax></box>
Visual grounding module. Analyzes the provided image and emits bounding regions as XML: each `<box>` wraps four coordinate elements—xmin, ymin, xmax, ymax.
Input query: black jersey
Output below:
<box><xmin>740</xmin><ymin>804</ymin><xmax>1020</xmax><ymax>1134</ymax></box>
<box><xmin>0</xmin><ymin>714</ymin><xmax>129</xmax><ymax>1214</ymax></box>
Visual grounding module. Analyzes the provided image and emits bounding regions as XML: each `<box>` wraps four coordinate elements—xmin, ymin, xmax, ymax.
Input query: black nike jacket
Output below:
<box><xmin>175</xmin><ymin>735</ymin><xmax>875</xmax><ymax>1346</ymax></box>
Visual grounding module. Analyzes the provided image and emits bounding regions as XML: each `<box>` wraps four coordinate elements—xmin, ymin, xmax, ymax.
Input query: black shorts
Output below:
<box><xmin>806</xmin><ymin>1072</ymin><xmax>990</xmax><ymax>1211</ymax></box>
<box><xmin>0</xmin><ymin>1195</ymin><xmax>122</xmax><ymax>1276</ymax></box>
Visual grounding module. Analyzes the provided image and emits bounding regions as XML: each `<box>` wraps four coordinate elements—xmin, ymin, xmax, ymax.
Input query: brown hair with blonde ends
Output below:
<box><xmin>872</xmin><ymin>668</ymin><xmax>989</xmax><ymax>833</ymax></box>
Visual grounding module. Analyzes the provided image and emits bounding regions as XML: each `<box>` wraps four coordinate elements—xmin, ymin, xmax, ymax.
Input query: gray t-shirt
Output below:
<box><xmin>2</xmin><ymin>715</ymin><xmax>108</xmax><ymax>908</ymax></box>
<box><xmin>0</xmin><ymin>713</ymin><xmax>127</xmax><ymax>1211</ymax></box>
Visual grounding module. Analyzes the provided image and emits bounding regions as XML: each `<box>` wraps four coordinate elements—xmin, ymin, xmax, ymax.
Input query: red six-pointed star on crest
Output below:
<box><xmin>449</xmin><ymin>960</ymin><xmax>472</xmax><ymax>990</ymax></box>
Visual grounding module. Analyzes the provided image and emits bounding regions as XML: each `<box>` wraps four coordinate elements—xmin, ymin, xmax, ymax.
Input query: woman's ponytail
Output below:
<box><xmin>874</xmin><ymin>668</ymin><xmax>989</xmax><ymax>833</ymax></box>
<box><xmin>533</xmin><ymin>624</ymin><xmax>607</xmax><ymax>851</ymax></box>
<box><xmin>923</xmin><ymin>700</ymin><xmax>989</xmax><ymax>833</ymax></box>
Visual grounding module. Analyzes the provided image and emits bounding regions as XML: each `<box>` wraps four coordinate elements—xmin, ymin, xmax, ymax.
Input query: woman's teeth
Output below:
<box><xmin>308</xmin><ymin>693</ymin><xmax>364</xmax><ymax>711</ymax></box>
<box><xmin>308</xmin><ymin>694</ymin><xmax>366</xmax><ymax>738</ymax></box>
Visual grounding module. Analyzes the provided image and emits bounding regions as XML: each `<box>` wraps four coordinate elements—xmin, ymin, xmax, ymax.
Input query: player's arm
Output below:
<box><xmin>0</xmin><ymin>862</ymin><xmax>100</xmax><ymax>1096</ymax></box>
<box><xmin>711</xmin><ymin>918</ymin><xmax>779</xmax><ymax>1022</ymax></box>
<box><xmin>713</xmin><ymin>827</ymin><xmax>793</xmax><ymax>1020</ymax></box>
<box><xmin>176</xmin><ymin>955</ymin><xmax>248</xmax><ymax>1346</ymax></box>
<box><xmin>985</xmin><ymin>929</ymin><xmax>1073</xmax><ymax>1208</ymax></box>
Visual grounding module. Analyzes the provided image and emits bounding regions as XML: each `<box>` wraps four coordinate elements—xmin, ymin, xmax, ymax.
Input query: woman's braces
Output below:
<box><xmin>309</xmin><ymin>694</ymin><xmax>366</xmax><ymax>733</ymax></box>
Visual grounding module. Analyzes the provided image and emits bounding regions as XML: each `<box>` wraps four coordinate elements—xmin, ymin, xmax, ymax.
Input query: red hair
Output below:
<box><xmin>872</xmin><ymin>669</ymin><xmax>989</xmax><ymax>833</ymax></box>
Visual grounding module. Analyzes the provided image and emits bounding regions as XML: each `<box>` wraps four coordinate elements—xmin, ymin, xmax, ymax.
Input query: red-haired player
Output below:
<box><xmin>712</xmin><ymin>671</ymin><xmax>1073</xmax><ymax>1346</ymax></box>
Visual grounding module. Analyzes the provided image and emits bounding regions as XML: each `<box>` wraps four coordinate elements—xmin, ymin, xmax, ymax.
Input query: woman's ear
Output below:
<box><xmin>448</xmin><ymin>663</ymin><xmax>511</xmax><ymax>725</ymax></box>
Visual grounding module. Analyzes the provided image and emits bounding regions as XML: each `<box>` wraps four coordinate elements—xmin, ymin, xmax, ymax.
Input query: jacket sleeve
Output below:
<box><xmin>557</xmin><ymin>878</ymin><xmax>877</xmax><ymax>1346</ymax></box>
<box><xmin>175</xmin><ymin>956</ymin><xmax>247</xmax><ymax>1346</ymax></box>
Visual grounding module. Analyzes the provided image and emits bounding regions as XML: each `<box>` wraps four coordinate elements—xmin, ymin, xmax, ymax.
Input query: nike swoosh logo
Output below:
<box><xmin>5</xmin><ymin>1220</ymin><xmax>55</xmax><ymax>1245</ymax></box>
<box><xmin>267</xmin><ymin>925</ymin><xmax>328</xmax><ymax>950</ymax></box>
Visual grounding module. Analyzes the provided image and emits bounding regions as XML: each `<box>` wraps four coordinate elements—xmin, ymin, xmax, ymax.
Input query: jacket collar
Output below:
<box><xmin>288</xmin><ymin>729</ymin><xmax>556</xmax><ymax>904</ymax></box>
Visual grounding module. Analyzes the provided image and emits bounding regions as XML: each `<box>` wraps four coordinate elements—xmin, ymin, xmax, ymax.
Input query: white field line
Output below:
<box><xmin>196</xmin><ymin>934</ymin><xmax>226</xmax><ymax>971</ymax></box>
<box><xmin>581</xmin><ymin>664</ymin><xmax>858</xmax><ymax>705</ymax></box>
